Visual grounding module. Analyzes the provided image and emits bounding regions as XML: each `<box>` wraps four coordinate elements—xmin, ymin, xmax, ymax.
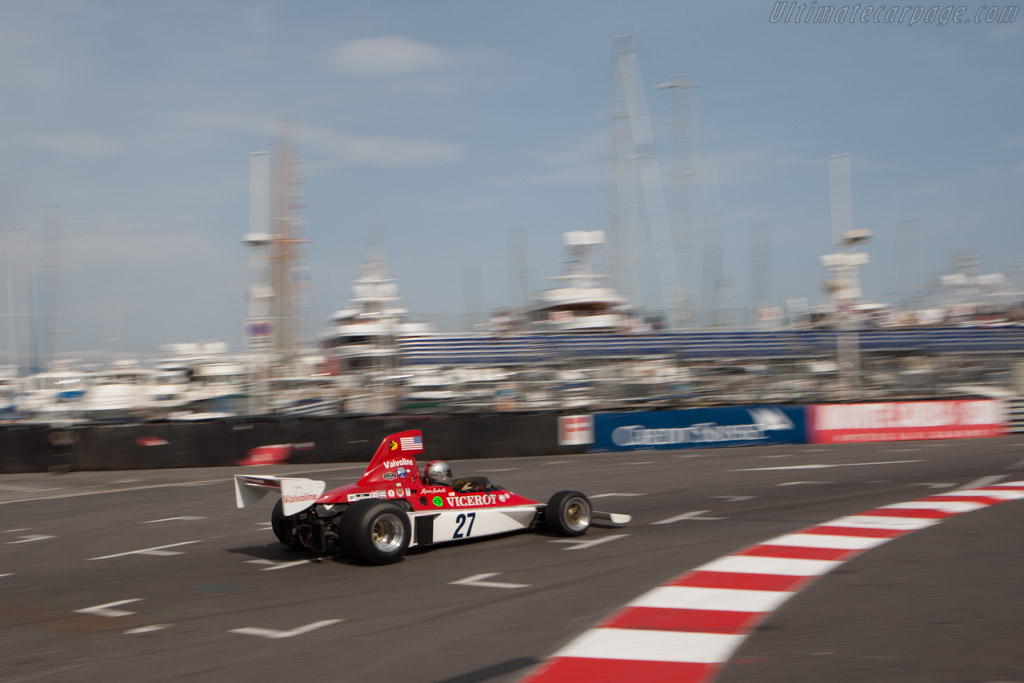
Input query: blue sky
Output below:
<box><xmin>1</xmin><ymin>0</ymin><xmax>1022</xmax><ymax>356</ymax></box>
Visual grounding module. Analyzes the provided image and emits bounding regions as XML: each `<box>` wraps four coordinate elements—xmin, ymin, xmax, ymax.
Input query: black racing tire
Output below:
<box><xmin>546</xmin><ymin>490</ymin><xmax>592</xmax><ymax>537</ymax></box>
<box><xmin>271</xmin><ymin>499</ymin><xmax>303</xmax><ymax>550</ymax></box>
<box><xmin>339</xmin><ymin>500</ymin><xmax>411</xmax><ymax>565</ymax></box>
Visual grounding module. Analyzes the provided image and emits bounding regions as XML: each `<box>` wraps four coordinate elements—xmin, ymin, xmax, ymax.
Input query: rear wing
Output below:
<box><xmin>234</xmin><ymin>474</ymin><xmax>326</xmax><ymax>516</ymax></box>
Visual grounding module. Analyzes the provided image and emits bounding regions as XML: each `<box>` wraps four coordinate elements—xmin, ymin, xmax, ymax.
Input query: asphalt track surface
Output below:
<box><xmin>2</xmin><ymin>436</ymin><xmax>1023</xmax><ymax>683</ymax></box>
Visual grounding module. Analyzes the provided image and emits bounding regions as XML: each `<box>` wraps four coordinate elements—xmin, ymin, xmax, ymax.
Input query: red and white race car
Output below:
<box><xmin>234</xmin><ymin>429</ymin><xmax>630</xmax><ymax>564</ymax></box>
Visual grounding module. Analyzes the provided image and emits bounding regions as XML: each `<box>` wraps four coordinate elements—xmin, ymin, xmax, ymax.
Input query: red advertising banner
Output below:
<box><xmin>809</xmin><ymin>400</ymin><xmax>1006</xmax><ymax>444</ymax></box>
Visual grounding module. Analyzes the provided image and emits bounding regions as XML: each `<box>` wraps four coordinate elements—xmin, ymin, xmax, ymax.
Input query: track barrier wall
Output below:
<box><xmin>0</xmin><ymin>399</ymin><xmax>1010</xmax><ymax>474</ymax></box>
<box><xmin>0</xmin><ymin>414</ymin><xmax>585</xmax><ymax>474</ymax></box>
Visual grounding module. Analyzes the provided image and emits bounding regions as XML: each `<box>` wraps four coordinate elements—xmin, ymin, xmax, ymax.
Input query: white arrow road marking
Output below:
<box><xmin>75</xmin><ymin>599</ymin><xmax>142</xmax><ymax>618</ymax></box>
<box><xmin>590</xmin><ymin>493</ymin><xmax>646</xmax><ymax>499</ymax></box>
<box><xmin>450</xmin><ymin>573</ymin><xmax>530</xmax><ymax>589</ymax></box>
<box><xmin>551</xmin><ymin>534</ymin><xmax>628</xmax><ymax>551</ymax></box>
<box><xmin>912</xmin><ymin>483</ymin><xmax>957</xmax><ymax>489</ymax></box>
<box><xmin>652</xmin><ymin>510</ymin><xmax>725</xmax><ymax>525</ymax></box>
<box><xmin>3</xmin><ymin>528</ymin><xmax>30</xmax><ymax>533</ymax></box>
<box><xmin>712</xmin><ymin>496</ymin><xmax>753</xmax><ymax>502</ymax></box>
<box><xmin>0</xmin><ymin>573</ymin><xmax>13</xmax><ymax>578</ymax></box>
<box><xmin>777</xmin><ymin>481</ymin><xmax>833</xmax><ymax>486</ymax></box>
<box><xmin>246</xmin><ymin>559</ymin><xmax>313</xmax><ymax>571</ymax></box>
<box><xmin>125</xmin><ymin>624</ymin><xmax>172</xmax><ymax>635</ymax></box>
<box><xmin>735</xmin><ymin>460</ymin><xmax>923</xmax><ymax>472</ymax></box>
<box><xmin>6</xmin><ymin>534</ymin><xmax>56</xmax><ymax>544</ymax></box>
<box><xmin>142</xmin><ymin>516</ymin><xmax>206</xmax><ymax>524</ymax></box>
<box><xmin>230</xmin><ymin>619</ymin><xmax>342</xmax><ymax>640</ymax></box>
<box><xmin>89</xmin><ymin>541</ymin><xmax>199</xmax><ymax>560</ymax></box>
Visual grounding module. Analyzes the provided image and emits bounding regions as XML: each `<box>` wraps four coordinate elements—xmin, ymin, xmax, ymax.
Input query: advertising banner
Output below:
<box><xmin>591</xmin><ymin>406</ymin><xmax>807</xmax><ymax>452</ymax></box>
<box><xmin>558</xmin><ymin>415</ymin><xmax>594</xmax><ymax>446</ymax></box>
<box><xmin>809</xmin><ymin>400</ymin><xmax>1006</xmax><ymax>444</ymax></box>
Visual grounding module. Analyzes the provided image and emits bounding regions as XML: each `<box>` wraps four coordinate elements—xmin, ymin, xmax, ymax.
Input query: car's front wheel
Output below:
<box><xmin>546</xmin><ymin>490</ymin><xmax>591</xmax><ymax>537</ymax></box>
<box><xmin>339</xmin><ymin>500</ymin><xmax>411</xmax><ymax>565</ymax></box>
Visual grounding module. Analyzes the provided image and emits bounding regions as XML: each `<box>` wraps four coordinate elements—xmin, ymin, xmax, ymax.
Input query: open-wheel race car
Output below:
<box><xmin>234</xmin><ymin>429</ymin><xmax>631</xmax><ymax>564</ymax></box>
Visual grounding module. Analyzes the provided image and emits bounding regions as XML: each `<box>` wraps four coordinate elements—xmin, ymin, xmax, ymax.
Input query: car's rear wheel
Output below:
<box><xmin>271</xmin><ymin>499</ymin><xmax>304</xmax><ymax>550</ymax></box>
<box><xmin>339</xmin><ymin>500</ymin><xmax>410</xmax><ymax>565</ymax></box>
<box><xmin>546</xmin><ymin>490</ymin><xmax>591</xmax><ymax>537</ymax></box>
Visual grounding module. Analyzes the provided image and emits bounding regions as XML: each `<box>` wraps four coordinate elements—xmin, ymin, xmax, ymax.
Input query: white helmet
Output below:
<box><xmin>425</xmin><ymin>460</ymin><xmax>453</xmax><ymax>486</ymax></box>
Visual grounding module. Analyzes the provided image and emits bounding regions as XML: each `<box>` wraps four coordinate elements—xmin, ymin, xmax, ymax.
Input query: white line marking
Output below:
<box><xmin>75</xmin><ymin>599</ymin><xmax>142</xmax><ymax>618</ymax></box>
<box><xmin>763</xmin><ymin>532</ymin><xmax>891</xmax><ymax>550</ymax></box>
<box><xmin>777</xmin><ymin>481</ymin><xmax>833</xmax><ymax>486</ymax></box>
<box><xmin>250</xmin><ymin>559</ymin><xmax>313</xmax><ymax>571</ymax></box>
<box><xmin>554</xmin><ymin>627</ymin><xmax>745</xmax><ymax>664</ymax></box>
<box><xmin>1007</xmin><ymin>459</ymin><xmax>1024</xmax><ymax>469</ymax></box>
<box><xmin>933</xmin><ymin>488</ymin><xmax>1024</xmax><ymax>500</ymax></box>
<box><xmin>6</xmin><ymin>534</ymin><xmax>56</xmax><ymax>544</ymax></box>
<box><xmin>0</xmin><ymin>484</ymin><xmax>63</xmax><ymax>492</ymax></box>
<box><xmin>697</xmin><ymin>555</ymin><xmax>841</xmax><ymax>577</ymax></box>
<box><xmin>885</xmin><ymin>448</ymin><xmax>920</xmax><ymax>452</ymax></box>
<box><xmin>652</xmin><ymin>510</ymin><xmax>724</xmax><ymax>525</ymax></box>
<box><xmin>826</xmin><ymin>515</ymin><xmax>939</xmax><ymax>530</ymax></box>
<box><xmin>590</xmin><ymin>493</ymin><xmax>646</xmax><ymax>499</ymax></box>
<box><xmin>89</xmin><ymin>541</ymin><xmax>199</xmax><ymax>560</ymax></box>
<box><xmin>881</xmin><ymin>501</ymin><xmax>987</xmax><ymax>513</ymax></box>
<box><xmin>960</xmin><ymin>475</ymin><xmax>1006</xmax><ymax>490</ymax></box>
<box><xmin>551</xmin><ymin>534</ymin><xmax>628</xmax><ymax>551</ymax></box>
<box><xmin>450</xmin><ymin>573</ymin><xmax>530</xmax><ymax>589</ymax></box>
<box><xmin>626</xmin><ymin>461</ymin><xmax>654</xmax><ymax>465</ymax></box>
<box><xmin>629</xmin><ymin>586</ymin><xmax>793</xmax><ymax>613</ymax></box>
<box><xmin>142</xmin><ymin>516</ymin><xmax>207</xmax><ymax>524</ymax></box>
<box><xmin>479</xmin><ymin>468</ymin><xmax>519</xmax><ymax>472</ymax></box>
<box><xmin>125</xmin><ymin>624</ymin><xmax>172</xmax><ymax>634</ymax></box>
<box><xmin>3</xmin><ymin>528</ymin><xmax>29</xmax><ymax>533</ymax></box>
<box><xmin>756</xmin><ymin>454</ymin><xmax>792</xmax><ymax>459</ymax></box>
<box><xmin>912</xmin><ymin>483</ymin><xmax>957</xmax><ymax>489</ymax></box>
<box><xmin>0</xmin><ymin>573</ymin><xmax>13</xmax><ymax>578</ymax></box>
<box><xmin>712</xmin><ymin>496</ymin><xmax>753</xmax><ymax>502</ymax></box>
<box><xmin>735</xmin><ymin>460</ymin><xmax>923</xmax><ymax>472</ymax></box>
<box><xmin>230</xmin><ymin>619</ymin><xmax>342</xmax><ymax>639</ymax></box>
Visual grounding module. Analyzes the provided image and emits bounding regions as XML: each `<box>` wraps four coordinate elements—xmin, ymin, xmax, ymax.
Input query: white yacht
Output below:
<box><xmin>78</xmin><ymin>360</ymin><xmax>157</xmax><ymax>421</ymax></box>
<box><xmin>17</xmin><ymin>362</ymin><xmax>89</xmax><ymax>424</ymax></box>
<box><xmin>528</xmin><ymin>231</ymin><xmax>646</xmax><ymax>333</ymax></box>
<box><xmin>318</xmin><ymin>250</ymin><xmax>436</xmax><ymax>412</ymax></box>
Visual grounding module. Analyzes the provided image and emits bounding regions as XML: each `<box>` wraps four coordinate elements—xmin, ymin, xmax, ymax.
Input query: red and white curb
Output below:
<box><xmin>521</xmin><ymin>480</ymin><xmax>1024</xmax><ymax>683</ymax></box>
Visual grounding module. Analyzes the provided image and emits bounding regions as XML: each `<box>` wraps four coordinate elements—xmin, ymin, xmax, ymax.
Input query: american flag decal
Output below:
<box><xmin>400</xmin><ymin>435</ymin><xmax>422</xmax><ymax>451</ymax></box>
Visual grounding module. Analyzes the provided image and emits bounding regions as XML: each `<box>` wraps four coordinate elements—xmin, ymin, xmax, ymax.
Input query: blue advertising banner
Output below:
<box><xmin>591</xmin><ymin>406</ymin><xmax>807</xmax><ymax>451</ymax></box>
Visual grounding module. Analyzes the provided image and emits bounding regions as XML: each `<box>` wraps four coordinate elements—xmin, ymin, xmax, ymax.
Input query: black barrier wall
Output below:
<box><xmin>0</xmin><ymin>414</ymin><xmax>585</xmax><ymax>474</ymax></box>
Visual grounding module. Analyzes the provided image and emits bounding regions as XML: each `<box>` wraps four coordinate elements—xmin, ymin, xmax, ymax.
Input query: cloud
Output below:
<box><xmin>1004</xmin><ymin>134</ymin><xmax>1024</xmax><ymax>147</ymax></box>
<box><xmin>170</xmin><ymin>111</ymin><xmax>462</xmax><ymax>168</ymax></box>
<box><xmin>24</xmin><ymin>132</ymin><xmax>121</xmax><ymax>156</ymax></box>
<box><xmin>327</xmin><ymin>36</ymin><xmax>451</xmax><ymax>77</ymax></box>
<box><xmin>301</xmin><ymin>124</ymin><xmax>462</xmax><ymax>167</ymax></box>
<box><xmin>542</xmin><ymin>129</ymin><xmax>611</xmax><ymax>166</ymax></box>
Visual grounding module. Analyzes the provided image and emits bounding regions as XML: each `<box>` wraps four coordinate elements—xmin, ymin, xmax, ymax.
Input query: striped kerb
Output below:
<box><xmin>520</xmin><ymin>480</ymin><xmax>1024</xmax><ymax>683</ymax></box>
